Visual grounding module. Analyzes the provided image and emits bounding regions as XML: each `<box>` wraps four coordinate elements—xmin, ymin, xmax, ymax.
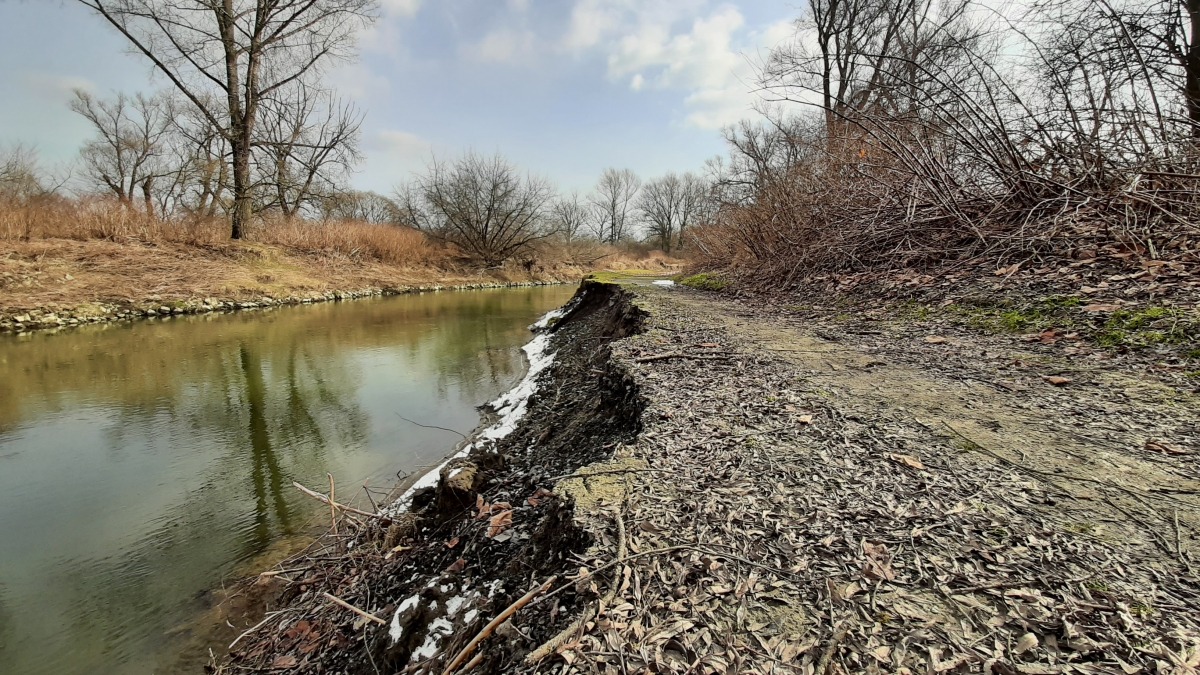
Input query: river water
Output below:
<box><xmin>0</xmin><ymin>284</ymin><xmax>577</xmax><ymax>675</ymax></box>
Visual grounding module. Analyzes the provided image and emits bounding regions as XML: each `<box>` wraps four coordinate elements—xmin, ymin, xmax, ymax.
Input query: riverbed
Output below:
<box><xmin>0</xmin><ymin>284</ymin><xmax>576</xmax><ymax>675</ymax></box>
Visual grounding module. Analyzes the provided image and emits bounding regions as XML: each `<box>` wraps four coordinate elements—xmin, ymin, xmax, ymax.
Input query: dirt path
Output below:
<box><xmin>553</xmin><ymin>285</ymin><xmax>1199</xmax><ymax>675</ymax></box>
<box><xmin>682</xmin><ymin>290</ymin><xmax>1200</xmax><ymax>556</ymax></box>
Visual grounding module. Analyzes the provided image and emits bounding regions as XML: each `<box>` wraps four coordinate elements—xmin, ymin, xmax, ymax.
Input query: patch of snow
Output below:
<box><xmin>487</xmin><ymin>580</ymin><xmax>503</xmax><ymax>599</ymax></box>
<box><xmin>476</xmin><ymin>334</ymin><xmax>555</xmax><ymax>446</ymax></box>
<box><xmin>444</xmin><ymin>595</ymin><xmax>468</xmax><ymax>616</ymax></box>
<box><xmin>652</xmin><ymin>279</ymin><xmax>675</xmax><ymax>286</ymax></box>
<box><xmin>411</xmin><ymin>618</ymin><xmax>454</xmax><ymax>661</ymax></box>
<box><xmin>463</xmin><ymin>609</ymin><xmax>479</xmax><ymax>625</ymax></box>
<box><xmin>389</xmin><ymin>595</ymin><xmax>421</xmax><ymax>644</ymax></box>
<box><xmin>530</xmin><ymin>307</ymin><xmax>565</xmax><ymax>330</ymax></box>
<box><xmin>447</xmin><ymin>467</ymin><xmax>464</xmax><ymax>480</ymax></box>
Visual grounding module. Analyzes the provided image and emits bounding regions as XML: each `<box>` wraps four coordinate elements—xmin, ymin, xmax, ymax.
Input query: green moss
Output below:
<box><xmin>1186</xmin><ymin>370</ymin><xmax>1200</xmax><ymax>378</ymax></box>
<box><xmin>1100</xmin><ymin>306</ymin><xmax>1198</xmax><ymax>347</ymax></box>
<box><xmin>944</xmin><ymin>296</ymin><xmax>1084</xmax><ymax>334</ymax></box>
<box><xmin>1186</xmin><ymin>349</ymin><xmax>1200</xmax><ymax>360</ymax></box>
<box><xmin>677</xmin><ymin>273</ymin><xmax>729</xmax><ymax>291</ymax></box>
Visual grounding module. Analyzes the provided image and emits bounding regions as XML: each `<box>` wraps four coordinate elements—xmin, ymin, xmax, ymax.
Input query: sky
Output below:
<box><xmin>0</xmin><ymin>0</ymin><xmax>799</xmax><ymax>195</ymax></box>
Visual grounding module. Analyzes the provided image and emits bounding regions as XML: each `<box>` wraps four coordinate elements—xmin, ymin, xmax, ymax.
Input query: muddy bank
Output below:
<box><xmin>219</xmin><ymin>280</ymin><xmax>647</xmax><ymax>673</ymax></box>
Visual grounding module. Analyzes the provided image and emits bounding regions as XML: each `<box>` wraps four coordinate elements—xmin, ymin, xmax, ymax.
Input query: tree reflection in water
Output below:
<box><xmin>0</xmin><ymin>285</ymin><xmax>577</xmax><ymax>675</ymax></box>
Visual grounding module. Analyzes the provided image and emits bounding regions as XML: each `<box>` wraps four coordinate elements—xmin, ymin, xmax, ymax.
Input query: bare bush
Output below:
<box><xmin>410</xmin><ymin>152</ymin><xmax>554</xmax><ymax>266</ymax></box>
<box><xmin>693</xmin><ymin>0</ymin><xmax>1200</xmax><ymax>287</ymax></box>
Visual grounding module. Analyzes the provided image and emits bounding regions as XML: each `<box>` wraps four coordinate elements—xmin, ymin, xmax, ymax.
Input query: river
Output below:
<box><xmin>0</xmin><ymin>284</ymin><xmax>577</xmax><ymax>675</ymax></box>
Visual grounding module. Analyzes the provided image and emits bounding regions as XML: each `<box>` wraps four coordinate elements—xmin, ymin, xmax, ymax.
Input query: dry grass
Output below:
<box><xmin>0</xmin><ymin>196</ymin><xmax>437</xmax><ymax>267</ymax></box>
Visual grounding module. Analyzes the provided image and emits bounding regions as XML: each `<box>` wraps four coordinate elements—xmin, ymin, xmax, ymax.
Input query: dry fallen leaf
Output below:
<box><xmin>487</xmin><ymin>509</ymin><xmax>513</xmax><ymax>537</ymax></box>
<box><xmin>273</xmin><ymin>655</ymin><xmax>298</xmax><ymax>668</ymax></box>
<box><xmin>445</xmin><ymin>536</ymin><xmax>459</xmax><ymax>548</ymax></box>
<box><xmin>924</xmin><ymin>335</ymin><xmax>948</xmax><ymax>344</ymax></box>
<box><xmin>798</xmin><ymin>414</ymin><xmax>814</xmax><ymax>424</ymax></box>
<box><xmin>526</xmin><ymin>487</ymin><xmax>553</xmax><ymax>507</ymax></box>
<box><xmin>1014</xmin><ymin>633</ymin><xmax>1039</xmax><ymax>655</ymax></box>
<box><xmin>1083</xmin><ymin>303</ymin><xmax>1119</xmax><ymax>312</ymax></box>
<box><xmin>886</xmin><ymin>453</ymin><xmax>926</xmax><ymax>470</ymax></box>
<box><xmin>1042</xmin><ymin>375</ymin><xmax>1072</xmax><ymax>386</ymax></box>
<box><xmin>444</xmin><ymin>558</ymin><xmax>466</xmax><ymax>574</ymax></box>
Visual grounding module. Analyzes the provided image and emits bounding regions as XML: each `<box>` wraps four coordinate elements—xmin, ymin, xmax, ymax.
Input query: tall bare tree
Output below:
<box><xmin>640</xmin><ymin>172</ymin><xmax>712</xmax><ymax>252</ymax></box>
<box><xmin>76</xmin><ymin>0</ymin><xmax>378</xmax><ymax>238</ymax></box>
<box><xmin>588</xmin><ymin>168</ymin><xmax>641</xmax><ymax>243</ymax></box>
<box><xmin>639</xmin><ymin>173</ymin><xmax>682</xmax><ymax>252</ymax></box>
<box><xmin>71</xmin><ymin>90</ymin><xmax>175</xmax><ymax>216</ymax></box>
<box><xmin>675</xmin><ymin>172</ymin><xmax>710</xmax><ymax>251</ymax></box>
<box><xmin>760</xmin><ymin>0</ymin><xmax>980</xmax><ymax>131</ymax></box>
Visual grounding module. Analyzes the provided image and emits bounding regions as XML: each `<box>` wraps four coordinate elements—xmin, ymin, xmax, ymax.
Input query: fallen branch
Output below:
<box><xmin>293</xmin><ymin>481</ymin><xmax>386</xmax><ymax>520</ymax></box>
<box><xmin>442</xmin><ymin>576</ymin><xmax>557</xmax><ymax>675</ymax></box>
<box><xmin>815</xmin><ymin>624</ymin><xmax>849</xmax><ymax>675</ymax></box>
<box><xmin>634</xmin><ymin>352</ymin><xmax>732</xmax><ymax>363</ymax></box>
<box><xmin>322</xmin><ymin>592</ymin><xmax>385</xmax><ymax>625</ymax></box>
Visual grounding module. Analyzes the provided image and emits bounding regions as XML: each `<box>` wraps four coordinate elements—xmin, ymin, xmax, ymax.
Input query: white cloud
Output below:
<box><xmin>380</xmin><ymin>0</ymin><xmax>421</xmax><ymax>18</ymax></box>
<box><xmin>561</xmin><ymin>2</ymin><xmax>794</xmax><ymax>129</ymax></box>
<box><xmin>469</xmin><ymin>28</ymin><xmax>536</xmax><ymax>63</ymax></box>
<box><xmin>22</xmin><ymin>73</ymin><xmax>97</xmax><ymax>102</ymax></box>
<box><xmin>377</xmin><ymin>130</ymin><xmax>433</xmax><ymax>158</ymax></box>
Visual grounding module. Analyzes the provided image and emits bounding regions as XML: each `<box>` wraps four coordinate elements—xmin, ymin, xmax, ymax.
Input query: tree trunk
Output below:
<box><xmin>1188</xmin><ymin>0</ymin><xmax>1200</xmax><ymax>136</ymax></box>
<box><xmin>231</xmin><ymin>136</ymin><xmax>252</xmax><ymax>239</ymax></box>
<box><xmin>142</xmin><ymin>178</ymin><xmax>155</xmax><ymax>218</ymax></box>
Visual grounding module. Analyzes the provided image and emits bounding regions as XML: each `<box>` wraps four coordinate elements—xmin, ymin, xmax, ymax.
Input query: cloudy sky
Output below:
<box><xmin>0</xmin><ymin>0</ymin><xmax>797</xmax><ymax>194</ymax></box>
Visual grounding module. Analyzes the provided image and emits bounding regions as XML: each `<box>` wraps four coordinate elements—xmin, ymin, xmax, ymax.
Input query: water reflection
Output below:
<box><xmin>0</xmin><ymin>285</ymin><xmax>576</xmax><ymax>675</ymax></box>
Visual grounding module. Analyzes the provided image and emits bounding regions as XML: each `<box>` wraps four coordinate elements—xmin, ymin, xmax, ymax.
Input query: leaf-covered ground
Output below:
<box><xmin>546</xmin><ymin>284</ymin><xmax>1198</xmax><ymax>674</ymax></box>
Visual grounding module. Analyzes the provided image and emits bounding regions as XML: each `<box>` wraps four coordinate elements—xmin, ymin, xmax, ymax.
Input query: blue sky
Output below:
<box><xmin>0</xmin><ymin>0</ymin><xmax>798</xmax><ymax>194</ymax></box>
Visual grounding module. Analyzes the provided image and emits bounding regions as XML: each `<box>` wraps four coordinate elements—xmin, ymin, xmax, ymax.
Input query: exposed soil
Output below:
<box><xmin>217</xmin><ymin>281</ymin><xmax>648</xmax><ymax>674</ymax></box>
<box><xmin>218</xmin><ymin>277</ymin><xmax>1199</xmax><ymax>675</ymax></box>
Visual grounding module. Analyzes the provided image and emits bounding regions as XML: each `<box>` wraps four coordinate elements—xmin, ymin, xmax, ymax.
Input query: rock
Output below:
<box><xmin>435</xmin><ymin>460</ymin><xmax>487</xmax><ymax>517</ymax></box>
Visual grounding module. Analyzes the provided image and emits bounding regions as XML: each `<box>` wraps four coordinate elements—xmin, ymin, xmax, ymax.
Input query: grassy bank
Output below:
<box><xmin>0</xmin><ymin>201</ymin><xmax>684</xmax><ymax>332</ymax></box>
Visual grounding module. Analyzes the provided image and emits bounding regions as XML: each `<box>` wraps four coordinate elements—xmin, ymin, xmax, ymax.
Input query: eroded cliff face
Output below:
<box><xmin>223</xmin><ymin>280</ymin><xmax>649</xmax><ymax>674</ymax></box>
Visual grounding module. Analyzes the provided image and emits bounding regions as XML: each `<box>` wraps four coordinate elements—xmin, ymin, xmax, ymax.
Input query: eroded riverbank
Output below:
<box><xmin>223</xmin><ymin>281</ymin><xmax>1199</xmax><ymax>675</ymax></box>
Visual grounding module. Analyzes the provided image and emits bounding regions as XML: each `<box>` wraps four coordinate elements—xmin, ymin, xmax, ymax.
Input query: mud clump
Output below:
<box><xmin>222</xmin><ymin>281</ymin><xmax>646</xmax><ymax>675</ymax></box>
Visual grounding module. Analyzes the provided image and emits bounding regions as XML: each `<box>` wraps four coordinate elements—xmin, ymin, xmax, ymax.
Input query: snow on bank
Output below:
<box><xmin>384</xmin><ymin>331</ymin><xmax>557</xmax><ymax>515</ymax></box>
<box><xmin>651</xmin><ymin>279</ymin><xmax>675</xmax><ymax>286</ymax></box>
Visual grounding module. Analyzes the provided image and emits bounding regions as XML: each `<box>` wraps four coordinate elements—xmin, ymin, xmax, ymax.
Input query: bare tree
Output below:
<box><xmin>588</xmin><ymin>168</ymin><xmax>641</xmax><ymax>243</ymax></box>
<box><xmin>639</xmin><ymin>173</ymin><xmax>682</xmax><ymax>252</ymax></box>
<box><xmin>0</xmin><ymin>145</ymin><xmax>50</xmax><ymax>200</ymax></box>
<box><xmin>639</xmin><ymin>171</ymin><xmax>711</xmax><ymax>252</ymax></box>
<box><xmin>675</xmin><ymin>172</ymin><xmax>711</xmax><ymax>251</ymax></box>
<box><xmin>550</xmin><ymin>191</ymin><xmax>589</xmax><ymax>242</ymax></box>
<box><xmin>416</xmin><ymin>152</ymin><xmax>554</xmax><ymax>266</ymax></box>
<box><xmin>76</xmin><ymin>0</ymin><xmax>378</xmax><ymax>238</ymax></box>
<box><xmin>71</xmin><ymin>90</ymin><xmax>175</xmax><ymax>216</ymax></box>
<box><xmin>257</xmin><ymin>85</ymin><xmax>362</xmax><ymax>218</ymax></box>
<box><xmin>760</xmin><ymin>0</ymin><xmax>981</xmax><ymax>131</ymax></box>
